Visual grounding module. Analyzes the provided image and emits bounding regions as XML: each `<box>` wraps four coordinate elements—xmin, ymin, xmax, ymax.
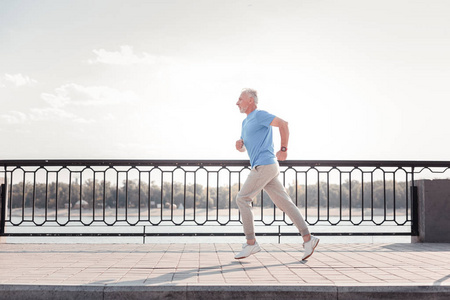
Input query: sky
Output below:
<box><xmin>1</xmin><ymin>0</ymin><xmax>449</xmax><ymax>161</ymax></box>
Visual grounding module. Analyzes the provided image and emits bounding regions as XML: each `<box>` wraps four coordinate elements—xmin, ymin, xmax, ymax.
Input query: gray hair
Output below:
<box><xmin>241</xmin><ymin>88</ymin><xmax>258</xmax><ymax>105</ymax></box>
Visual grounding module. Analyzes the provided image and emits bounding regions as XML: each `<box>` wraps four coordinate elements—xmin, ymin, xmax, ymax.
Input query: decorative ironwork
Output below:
<box><xmin>1</xmin><ymin>160</ymin><xmax>449</xmax><ymax>239</ymax></box>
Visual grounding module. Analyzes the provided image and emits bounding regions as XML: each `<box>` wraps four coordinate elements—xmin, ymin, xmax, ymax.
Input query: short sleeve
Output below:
<box><xmin>257</xmin><ymin>110</ymin><xmax>276</xmax><ymax>127</ymax></box>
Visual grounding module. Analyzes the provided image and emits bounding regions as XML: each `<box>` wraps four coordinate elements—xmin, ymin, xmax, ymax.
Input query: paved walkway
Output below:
<box><xmin>0</xmin><ymin>242</ymin><xmax>449</xmax><ymax>299</ymax></box>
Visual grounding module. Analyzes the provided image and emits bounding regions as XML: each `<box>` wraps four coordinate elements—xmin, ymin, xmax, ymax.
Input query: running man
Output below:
<box><xmin>234</xmin><ymin>88</ymin><xmax>319</xmax><ymax>260</ymax></box>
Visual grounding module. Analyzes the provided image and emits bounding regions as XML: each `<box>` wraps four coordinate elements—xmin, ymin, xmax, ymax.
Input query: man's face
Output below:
<box><xmin>236</xmin><ymin>92</ymin><xmax>252</xmax><ymax>114</ymax></box>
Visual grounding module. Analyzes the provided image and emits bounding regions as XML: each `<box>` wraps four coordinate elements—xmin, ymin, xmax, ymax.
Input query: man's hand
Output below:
<box><xmin>236</xmin><ymin>139</ymin><xmax>246</xmax><ymax>152</ymax></box>
<box><xmin>276</xmin><ymin>150</ymin><xmax>287</xmax><ymax>161</ymax></box>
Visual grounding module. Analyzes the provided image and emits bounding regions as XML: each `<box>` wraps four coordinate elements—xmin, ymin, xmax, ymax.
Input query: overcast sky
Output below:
<box><xmin>1</xmin><ymin>0</ymin><xmax>449</xmax><ymax>161</ymax></box>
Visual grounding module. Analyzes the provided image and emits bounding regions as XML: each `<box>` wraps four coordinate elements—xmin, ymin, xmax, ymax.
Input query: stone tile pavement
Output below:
<box><xmin>0</xmin><ymin>242</ymin><xmax>449</xmax><ymax>299</ymax></box>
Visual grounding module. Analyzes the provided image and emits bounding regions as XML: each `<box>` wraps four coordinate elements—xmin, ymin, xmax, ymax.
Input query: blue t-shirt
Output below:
<box><xmin>241</xmin><ymin>110</ymin><xmax>276</xmax><ymax>168</ymax></box>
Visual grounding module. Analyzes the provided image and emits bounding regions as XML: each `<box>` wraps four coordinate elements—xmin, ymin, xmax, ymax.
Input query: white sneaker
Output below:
<box><xmin>234</xmin><ymin>242</ymin><xmax>261</xmax><ymax>259</ymax></box>
<box><xmin>302</xmin><ymin>236</ymin><xmax>319</xmax><ymax>260</ymax></box>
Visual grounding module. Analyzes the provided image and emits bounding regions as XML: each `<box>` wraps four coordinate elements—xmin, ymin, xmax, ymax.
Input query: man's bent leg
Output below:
<box><xmin>263</xmin><ymin>166</ymin><xmax>320</xmax><ymax>260</ymax></box>
<box><xmin>236</xmin><ymin>166</ymin><xmax>278</xmax><ymax>241</ymax></box>
<box><xmin>263</xmin><ymin>166</ymin><xmax>310</xmax><ymax>237</ymax></box>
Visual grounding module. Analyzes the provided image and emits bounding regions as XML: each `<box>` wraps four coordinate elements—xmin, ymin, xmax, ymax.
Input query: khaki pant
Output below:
<box><xmin>236</xmin><ymin>163</ymin><xmax>310</xmax><ymax>240</ymax></box>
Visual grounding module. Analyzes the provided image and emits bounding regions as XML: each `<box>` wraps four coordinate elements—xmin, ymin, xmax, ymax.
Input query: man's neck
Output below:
<box><xmin>246</xmin><ymin>106</ymin><xmax>257</xmax><ymax>116</ymax></box>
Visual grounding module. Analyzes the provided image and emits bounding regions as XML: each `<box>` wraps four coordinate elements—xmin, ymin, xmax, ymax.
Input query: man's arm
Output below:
<box><xmin>270</xmin><ymin>117</ymin><xmax>289</xmax><ymax>161</ymax></box>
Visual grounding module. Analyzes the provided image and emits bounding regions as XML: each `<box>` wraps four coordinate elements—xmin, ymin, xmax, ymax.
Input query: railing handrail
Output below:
<box><xmin>2</xmin><ymin>159</ymin><xmax>450</xmax><ymax>168</ymax></box>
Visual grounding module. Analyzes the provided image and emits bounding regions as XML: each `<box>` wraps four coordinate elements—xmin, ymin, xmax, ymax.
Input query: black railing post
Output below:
<box><xmin>411</xmin><ymin>167</ymin><xmax>419</xmax><ymax>236</ymax></box>
<box><xmin>411</xmin><ymin>186</ymin><xmax>419</xmax><ymax>236</ymax></box>
<box><xmin>0</xmin><ymin>183</ymin><xmax>6</xmax><ymax>235</ymax></box>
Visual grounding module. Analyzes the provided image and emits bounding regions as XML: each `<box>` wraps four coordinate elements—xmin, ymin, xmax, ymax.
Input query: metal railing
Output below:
<box><xmin>1</xmin><ymin>159</ymin><xmax>450</xmax><ymax>240</ymax></box>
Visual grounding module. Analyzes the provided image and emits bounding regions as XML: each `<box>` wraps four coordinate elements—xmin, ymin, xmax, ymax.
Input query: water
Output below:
<box><xmin>3</xmin><ymin>222</ymin><xmax>412</xmax><ymax>244</ymax></box>
<box><xmin>4</xmin><ymin>207</ymin><xmax>412</xmax><ymax>244</ymax></box>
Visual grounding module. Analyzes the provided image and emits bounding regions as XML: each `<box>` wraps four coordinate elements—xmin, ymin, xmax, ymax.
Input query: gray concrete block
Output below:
<box><xmin>415</xmin><ymin>179</ymin><xmax>450</xmax><ymax>243</ymax></box>
<box><xmin>0</xmin><ymin>285</ymin><xmax>104</xmax><ymax>300</ymax></box>
<box><xmin>337</xmin><ymin>285</ymin><xmax>450</xmax><ymax>300</ymax></box>
<box><xmin>186</xmin><ymin>285</ymin><xmax>337</xmax><ymax>300</ymax></box>
<box><xmin>103</xmin><ymin>285</ymin><xmax>338</xmax><ymax>300</ymax></box>
<box><xmin>104</xmin><ymin>285</ymin><xmax>187</xmax><ymax>300</ymax></box>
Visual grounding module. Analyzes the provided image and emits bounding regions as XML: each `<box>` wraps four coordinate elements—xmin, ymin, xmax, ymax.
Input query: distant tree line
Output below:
<box><xmin>8</xmin><ymin>179</ymin><xmax>410</xmax><ymax>210</ymax></box>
